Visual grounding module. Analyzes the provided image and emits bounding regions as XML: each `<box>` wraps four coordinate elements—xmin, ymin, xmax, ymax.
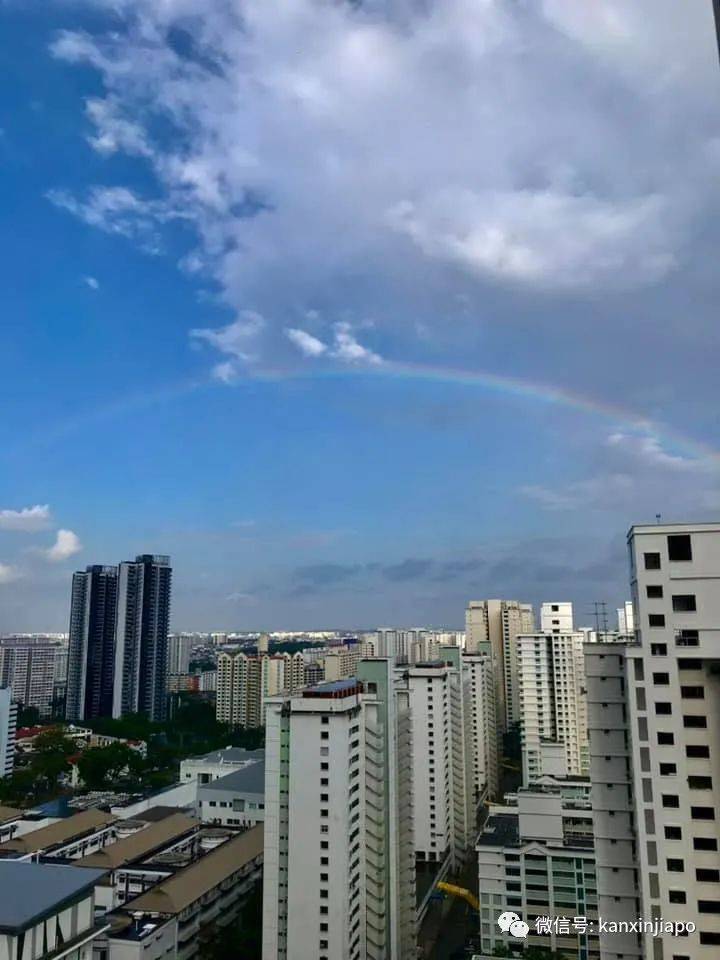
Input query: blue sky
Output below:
<box><xmin>1</xmin><ymin>0</ymin><xmax>719</xmax><ymax>630</ymax></box>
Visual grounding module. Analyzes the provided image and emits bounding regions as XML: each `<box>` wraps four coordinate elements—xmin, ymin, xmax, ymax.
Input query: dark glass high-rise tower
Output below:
<box><xmin>113</xmin><ymin>555</ymin><xmax>172</xmax><ymax>722</ymax></box>
<box><xmin>65</xmin><ymin>565</ymin><xmax>119</xmax><ymax>721</ymax></box>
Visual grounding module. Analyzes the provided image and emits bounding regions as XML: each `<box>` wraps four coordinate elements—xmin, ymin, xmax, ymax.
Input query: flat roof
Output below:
<box><xmin>200</xmin><ymin>762</ymin><xmax>265</xmax><ymax>796</ymax></box>
<box><xmin>185</xmin><ymin>747</ymin><xmax>264</xmax><ymax>765</ymax></box>
<box><xmin>120</xmin><ymin>824</ymin><xmax>263</xmax><ymax>916</ymax></box>
<box><xmin>0</xmin><ymin>806</ymin><xmax>22</xmax><ymax>825</ymax></box>
<box><xmin>75</xmin><ymin>813</ymin><xmax>199</xmax><ymax>869</ymax></box>
<box><xmin>302</xmin><ymin>679</ymin><xmax>362</xmax><ymax>698</ymax></box>
<box><xmin>0</xmin><ymin>808</ymin><xmax>116</xmax><ymax>856</ymax></box>
<box><xmin>0</xmin><ymin>861</ymin><xmax>106</xmax><ymax>933</ymax></box>
<box><xmin>477</xmin><ymin>814</ymin><xmax>519</xmax><ymax>848</ymax></box>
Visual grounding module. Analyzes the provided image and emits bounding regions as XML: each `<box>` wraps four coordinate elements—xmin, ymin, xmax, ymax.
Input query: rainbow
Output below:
<box><xmin>254</xmin><ymin>358</ymin><xmax>720</xmax><ymax>465</ymax></box>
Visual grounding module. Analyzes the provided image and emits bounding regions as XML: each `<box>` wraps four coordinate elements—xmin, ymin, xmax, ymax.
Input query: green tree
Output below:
<box><xmin>77</xmin><ymin>743</ymin><xmax>144</xmax><ymax>789</ymax></box>
<box><xmin>0</xmin><ymin>768</ymin><xmax>39</xmax><ymax>807</ymax></box>
<box><xmin>32</xmin><ymin>728</ymin><xmax>76</xmax><ymax>787</ymax></box>
<box><xmin>17</xmin><ymin>705</ymin><xmax>41</xmax><ymax>728</ymax></box>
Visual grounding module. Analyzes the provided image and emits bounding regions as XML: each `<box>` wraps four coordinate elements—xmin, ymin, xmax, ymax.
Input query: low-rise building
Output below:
<box><xmin>73</xmin><ymin>811</ymin><xmax>201</xmax><ymax>910</ymax></box>
<box><xmin>103</xmin><ymin>824</ymin><xmax>263</xmax><ymax>960</ymax></box>
<box><xmin>477</xmin><ymin>786</ymin><xmax>599</xmax><ymax>959</ymax></box>
<box><xmin>0</xmin><ymin>808</ymin><xmax>117</xmax><ymax>861</ymax></box>
<box><xmin>198</xmin><ymin>762</ymin><xmax>265</xmax><ymax>828</ymax></box>
<box><xmin>0</xmin><ymin>859</ymin><xmax>108</xmax><ymax>960</ymax></box>
<box><xmin>179</xmin><ymin>747</ymin><xmax>264</xmax><ymax>785</ymax></box>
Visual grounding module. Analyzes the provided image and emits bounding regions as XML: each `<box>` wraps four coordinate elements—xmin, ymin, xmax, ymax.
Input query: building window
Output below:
<box><xmin>649</xmin><ymin>615</ymin><xmax>666</xmax><ymax>628</ymax></box>
<box><xmin>689</xmin><ymin>777</ymin><xmax>713</xmax><ymax>790</ymax></box>
<box><xmin>687</xmin><ymin>745</ymin><xmax>710</xmax><ymax>759</ymax></box>
<box><xmin>668</xmin><ymin>535</ymin><xmax>692</xmax><ymax>562</ymax></box>
<box><xmin>692</xmin><ymin>808</ymin><xmax>716</xmax><ymax>821</ymax></box>
<box><xmin>676</xmin><ymin>630</ymin><xmax>699</xmax><ymax>647</ymax></box>
<box><xmin>673</xmin><ymin>594</ymin><xmax>697</xmax><ymax>612</ymax></box>
<box><xmin>655</xmin><ymin>702</ymin><xmax>672</xmax><ymax>715</ymax></box>
<box><xmin>681</xmin><ymin>686</ymin><xmax>704</xmax><ymax>699</ymax></box>
<box><xmin>662</xmin><ymin>795</ymin><xmax>680</xmax><ymax>808</ymax></box>
<box><xmin>694</xmin><ymin>838</ymin><xmax>718</xmax><ymax>851</ymax></box>
<box><xmin>646</xmin><ymin>585</ymin><xmax>663</xmax><ymax>598</ymax></box>
<box><xmin>665</xmin><ymin>826</ymin><xmax>682</xmax><ymax>840</ymax></box>
<box><xmin>669</xmin><ymin>890</ymin><xmax>687</xmax><ymax>904</ymax></box>
<box><xmin>653</xmin><ymin>672</ymin><xmax>670</xmax><ymax>685</ymax></box>
<box><xmin>697</xmin><ymin>869</ymin><xmax>720</xmax><ymax>882</ymax></box>
<box><xmin>667</xmin><ymin>859</ymin><xmax>684</xmax><ymax>872</ymax></box>
<box><xmin>660</xmin><ymin>763</ymin><xmax>677</xmax><ymax>776</ymax></box>
<box><xmin>644</xmin><ymin>552</ymin><xmax>661</xmax><ymax>570</ymax></box>
<box><xmin>651</xmin><ymin>644</ymin><xmax>667</xmax><ymax>656</ymax></box>
<box><xmin>684</xmin><ymin>715</ymin><xmax>707</xmax><ymax>728</ymax></box>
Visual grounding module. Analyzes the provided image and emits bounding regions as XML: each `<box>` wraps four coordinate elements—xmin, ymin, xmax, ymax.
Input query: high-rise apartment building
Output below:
<box><xmin>402</xmin><ymin>649</ymin><xmax>474</xmax><ymax>872</ymax></box>
<box><xmin>166</xmin><ymin>633</ymin><xmax>194</xmax><ymax>675</ymax></box>
<box><xmin>518</xmin><ymin>630</ymin><xmax>589</xmax><ymax>784</ymax></box>
<box><xmin>217</xmin><ymin>651</ymin><xmax>306</xmax><ymax>728</ymax></box>
<box><xmin>262</xmin><ymin>665</ymin><xmax>416</xmax><ymax>960</ymax></box>
<box><xmin>0</xmin><ymin>688</ymin><xmax>17</xmax><ymax>778</ymax></box>
<box><xmin>66</xmin><ymin>555</ymin><xmax>172</xmax><ymax>723</ymax></box>
<box><xmin>66</xmin><ymin>565</ymin><xmax>118</xmax><ymax>722</ymax></box>
<box><xmin>465</xmin><ymin>599</ymin><xmax>535</xmax><ymax>733</ymax></box>
<box><xmin>463</xmin><ymin>652</ymin><xmax>499</xmax><ymax>802</ymax></box>
<box><xmin>113</xmin><ymin>555</ymin><xmax>172</xmax><ymax>722</ymax></box>
<box><xmin>540</xmin><ymin>601</ymin><xmax>574</xmax><ymax>633</ymax></box>
<box><xmin>587</xmin><ymin>522</ymin><xmax>720</xmax><ymax>959</ymax></box>
<box><xmin>0</xmin><ymin>641</ymin><xmax>58</xmax><ymax>717</ymax></box>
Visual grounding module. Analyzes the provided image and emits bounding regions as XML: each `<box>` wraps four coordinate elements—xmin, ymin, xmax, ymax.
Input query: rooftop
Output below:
<box><xmin>184</xmin><ymin>747</ymin><xmax>264</xmax><ymax>765</ymax></box>
<box><xmin>0</xmin><ymin>861</ymin><xmax>107</xmax><ymax>933</ymax></box>
<box><xmin>477</xmin><ymin>814</ymin><xmax>519</xmax><ymax>848</ymax></box>
<box><xmin>0</xmin><ymin>808</ymin><xmax>116</xmax><ymax>856</ymax></box>
<box><xmin>118</xmin><ymin>824</ymin><xmax>263</xmax><ymax>916</ymax></box>
<box><xmin>302</xmin><ymin>679</ymin><xmax>363</xmax><ymax>698</ymax></box>
<box><xmin>200</xmin><ymin>762</ymin><xmax>265</xmax><ymax>796</ymax></box>
<box><xmin>75</xmin><ymin>813</ymin><xmax>199</xmax><ymax>869</ymax></box>
<box><xmin>0</xmin><ymin>806</ymin><xmax>22</xmax><ymax>825</ymax></box>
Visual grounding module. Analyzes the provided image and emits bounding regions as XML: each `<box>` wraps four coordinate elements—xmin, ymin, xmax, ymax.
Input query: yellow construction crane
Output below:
<box><xmin>436</xmin><ymin>881</ymin><xmax>480</xmax><ymax>913</ymax></box>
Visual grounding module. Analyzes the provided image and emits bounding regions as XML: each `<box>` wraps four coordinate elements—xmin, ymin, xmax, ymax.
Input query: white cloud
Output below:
<box><xmin>285</xmin><ymin>323</ymin><xmax>382</xmax><ymax>365</ymax></box>
<box><xmin>331</xmin><ymin>322</ymin><xmax>382</xmax><ymax>365</ymax></box>
<box><xmin>0</xmin><ymin>504</ymin><xmax>52</xmax><ymax>532</ymax></box>
<box><xmin>83</xmin><ymin>275</ymin><xmax>100</xmax><ymax>290</ymax></box>
<box><xmin>85</xmin><ymin>97</ymin><xmax>153</xmax><ymax>158</ymax></box>
<box><xmin>190</xmin><ymin>311</ymin><xmax>266</xmax><ymax>380</ymax></box>
<box><xmin>286</xmin><ymin>327</ymin><xmax>327</xmax><ymax>358</ymax></box>
<box><xmin>606</xmin><ymin>432</ymin><xmax>713</xmax><ymax>473</ymax></box>
<box><xmin>43</xmin><ymin>529</ymin><xmax>83</xmax><ymax>563</ymax></box>
<box><xmin>46</xmin><ymin>0</ymin><xmax>720</xmax><ymax>374</ymax></box>
<box><xmin>520</xmin><ymin>474</ymin><xmax>634</xmax><ymax>511</ymax></box>
<box><xmin>47</xmin><ymin>186</ymin><xmax>187</xmax><ymax>254</ymax></box>
<box><xmin>0</xmin><ymin>563</ymin><xmax>21</xmax><ymax>585</ymax></box>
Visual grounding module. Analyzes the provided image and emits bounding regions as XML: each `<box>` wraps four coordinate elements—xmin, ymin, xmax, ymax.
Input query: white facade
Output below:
<box><xmin>462</xmin><ymin>653</ymin><xmax>498</xmax><ymax>803</ymax></box>
<box><xmin>518</xmin><ymin>631</ymin><xmax>589</xmax><ymax>784</ymax></box>
<box><xmin>588</xmin><ymin>523</ymin><xmax>720</xmax><ymax>960</ymax></box>
<box><xmin>616</xmin><ymin>600</ymin><xmax>635</xmax><ymax>635</ymax></box>
<box><xmin>262</xmin><ymin>667</ymin><xmax>416</xmax><ymax>960</ymax></box>
<box><xmin>166</xmin><ymin>634</ymin><xmax>194</xmax><ymax>676</ymax></box>
<box><xmin>0</xmin><ymin>688</ymin><xmax>17</xmax><ymax>777</ymax></box>
<box><xmin>0</xmin><ymin>643</ymin><xmax>57</xmax><ymax>717</ymax></box>
<box><xmin>180</xmin><ymin>747</ymin><xmax>264</xmax><ymax>785</ymax></box>
<box><xmin>477</xmin><ymin>788</ymin><xmax>598</xmax><ymax>958</ymax></box>
<box><xmin>540</xmin><ymin>601</ymin><xmax>574</xmax><ymax>633</ymax></box>
<box><xmin>403</xmin><ymin>653</ymin><xmax>474</xmax><ymax>871</ymax></box>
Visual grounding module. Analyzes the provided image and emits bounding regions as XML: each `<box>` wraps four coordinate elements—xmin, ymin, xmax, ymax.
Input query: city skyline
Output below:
<box><xmin>2</xmin><ymin>0</ymin><xmax>720</xmax><ymax>633</ymax></box>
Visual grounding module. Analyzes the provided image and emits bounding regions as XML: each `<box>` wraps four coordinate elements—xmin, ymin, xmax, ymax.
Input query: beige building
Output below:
<box><xmin>216</xmin><ymin>651</ymin><xmax>306</xmax><ymax>728</ymax></box>
<box><xmin>465</xmin><ymin>599</ymin><xmax>535</xmax><ymax>733</ymax></box>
